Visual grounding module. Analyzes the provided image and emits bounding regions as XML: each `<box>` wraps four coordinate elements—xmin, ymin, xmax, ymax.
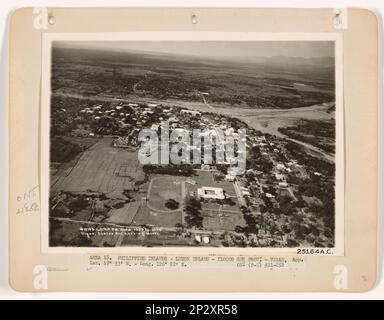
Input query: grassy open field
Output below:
<box><xmin>147</xmin><ymin>175</ymin><xmax>184</xmax><ymax>212</ymax></box>
<box><xmin>126</xmin><ymin>175</ymin><xmax>184</xmax><ymax>228</ymax></box>
<box><xmin>120</xmin><ymin>230</ymin><xmax>191</xmax><ymax>247</ymax></box>
<box><xmin>133</xmin><ymin>202</ymin><xmax>183</xmax><ymax>228</ymax></box>
<box><xmin>105</xmin><ymin>201</ymin><xmax>141</xmax><ymax>225</ymax></box>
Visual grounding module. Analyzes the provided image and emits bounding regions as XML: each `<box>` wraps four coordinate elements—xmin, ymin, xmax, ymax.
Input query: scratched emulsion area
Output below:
<box><xmin>50</xmin><ymin>137</ymin><xmax>144</xmax><ymax>197</ymax></box>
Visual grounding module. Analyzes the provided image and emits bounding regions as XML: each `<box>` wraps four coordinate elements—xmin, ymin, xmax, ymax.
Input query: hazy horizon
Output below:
<box><xmin>53</xmin><ymin>41</ymin><xmax>335</xmax><ymax>61</ymax></box>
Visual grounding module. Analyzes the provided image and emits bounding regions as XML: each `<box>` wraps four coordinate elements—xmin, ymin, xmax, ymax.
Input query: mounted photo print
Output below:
<box><xmin>8</xmin><ymin>8</ymin><xmax>378</xmax><ymax>292</ymax></box>
<box><xmin>41</xmin><ymin>33</ymin><xmax>343</xmax><ymax>256</ymax></box>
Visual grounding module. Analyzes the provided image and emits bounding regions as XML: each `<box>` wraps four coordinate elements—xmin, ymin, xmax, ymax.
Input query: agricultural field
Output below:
<box><xmin>51</xmin><ymin>137</ymin><xmax>145</xmax><ymax>197</ymax></box>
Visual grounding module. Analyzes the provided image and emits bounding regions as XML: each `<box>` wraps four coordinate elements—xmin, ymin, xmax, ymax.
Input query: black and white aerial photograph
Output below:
<box><xmin>48</xmin><ymin>40</ymin><xmax>337</xmax><ymax>248</ymax></box>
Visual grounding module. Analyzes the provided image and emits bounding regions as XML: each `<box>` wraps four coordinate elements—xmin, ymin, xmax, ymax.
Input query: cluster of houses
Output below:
<box><xmin>77</xmin><ymin>101</ymin><xmax>171</xmax><ymax>143</ymax></box>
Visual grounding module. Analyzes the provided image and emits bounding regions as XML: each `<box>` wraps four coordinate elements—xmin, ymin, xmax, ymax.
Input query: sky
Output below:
<box><xmin>53</xmin><ymin>41</ymin><xmax>335</xmax><ymax>59</ymax></box>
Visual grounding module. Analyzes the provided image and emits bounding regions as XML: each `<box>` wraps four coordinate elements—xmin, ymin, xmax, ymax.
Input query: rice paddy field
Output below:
<box><xmin>50</xmin><ymin>137</ymin><xmax>145</xmax><ymax>197</ymax></box>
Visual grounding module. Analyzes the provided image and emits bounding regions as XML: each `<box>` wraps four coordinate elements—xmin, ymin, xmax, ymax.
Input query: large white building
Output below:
<box><xmin>197</xmin><ymin>187</ymin><xmax>225</xmax><ymax>200</ymax></box>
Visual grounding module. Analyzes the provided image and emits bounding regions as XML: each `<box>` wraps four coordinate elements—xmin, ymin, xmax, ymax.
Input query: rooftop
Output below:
<box><xmin>197</xmin><ymin>186</ymin><xmax>225</xmax><ymax>200</ymax></box>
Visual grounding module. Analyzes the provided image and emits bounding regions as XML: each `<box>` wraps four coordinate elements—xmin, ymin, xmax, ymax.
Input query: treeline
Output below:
<box><xmin>279</xmin><ymin>119</ymin><xmax>335</xmax><ymax>139</ymax></box>
<box><xmin>285</xmin><ymin>141</ymin><xmax>335</xmax><ymax>231</ymax></box>
<box><xmin>184</xmin><ymin>197</ymin><xmax>203</xmax><ymax>229</ymax></box>
<box><xmin>143</xmin><ymin>164</ymin><xmax>196</xmax><ymax>176</ymax></box>
<box><xmin>279</xmin><ymin>127</ymin><xmax>335</xmax><ymax>154</ymax></box>
<box><xmin>285</xmin><ymin>141</ymin><xmax>335</xmax><ymax>177</ymax></box>
<box><xmin>209</xmin><ymin>91</ymin><xmax>334</xmax><ymax>109</ymax></box>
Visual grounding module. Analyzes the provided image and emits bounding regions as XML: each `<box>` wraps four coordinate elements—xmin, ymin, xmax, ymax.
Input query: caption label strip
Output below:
<box><xmin>86</xmin><ymin>254</ymin><xmax>306</xmax><ymax>270</ymax></box>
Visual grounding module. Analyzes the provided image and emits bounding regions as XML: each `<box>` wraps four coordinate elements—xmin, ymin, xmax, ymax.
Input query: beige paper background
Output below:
<box><xmin>9</xmin><ymin>8</ymin><xmax>378</xmax><ymax>292</ymax></box>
